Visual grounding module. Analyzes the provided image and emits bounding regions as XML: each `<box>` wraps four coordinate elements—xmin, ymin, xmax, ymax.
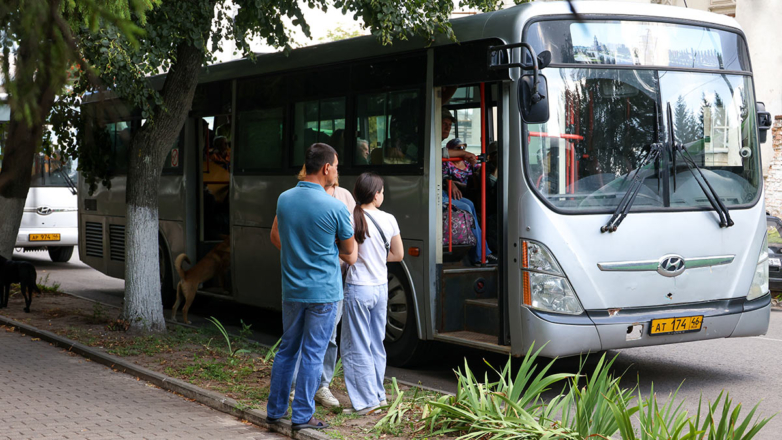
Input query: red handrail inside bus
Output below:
<box><xmin>479</xmin><ymin>83</ymin><xmax>487</xmax><ymax>266</ymax></box>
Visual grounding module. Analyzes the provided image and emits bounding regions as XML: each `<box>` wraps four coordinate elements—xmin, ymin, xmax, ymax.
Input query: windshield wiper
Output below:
<box><xmin>601</xmin><ymin>142</ymin><xmax>664</xmax><ymax>233</ymax></box>
<box><xmin>54</xmin><ymin>160</ymin><xmax>78</xmax><ymax>196</ymax></box>
<box><xmin>666</xmin><ymin>103</ymin><xmax>733</xmax><ymax>228</ymax></box>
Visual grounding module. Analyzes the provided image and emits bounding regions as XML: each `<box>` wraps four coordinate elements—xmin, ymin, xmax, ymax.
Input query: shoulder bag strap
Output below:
<box><xmin>363</xmin><ymin>211</ymin><xmax>390</xmax><ymax>258</ymax></box>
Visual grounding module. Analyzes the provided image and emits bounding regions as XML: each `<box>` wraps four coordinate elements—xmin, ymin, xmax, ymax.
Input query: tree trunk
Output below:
<box><xmin>0</xmin><ymin>118</ymin><xmax>41</xmax><ymax>259</ymax></box>
<box><xmin>123</xmin><ymin>42</ymin><xmax>204</xmax><ymax>333</ymax></box>
<box><xmin>0</xmin><ymin>3</ymin><xmax>61</xmax><ymax>259</ymax></box>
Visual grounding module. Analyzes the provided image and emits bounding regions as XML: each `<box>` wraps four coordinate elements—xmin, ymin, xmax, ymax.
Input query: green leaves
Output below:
<box><xmin>372</xmin><ymin>348</ymin><xmax>774</xmax><ymax>440</ymax></box>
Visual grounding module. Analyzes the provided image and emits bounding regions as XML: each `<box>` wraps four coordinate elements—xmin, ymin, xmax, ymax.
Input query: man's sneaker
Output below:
<box><xmin>379</xmin><ymin>399</ymin><xmax>388</xmax><ymax>407</ymax></box>
<box><xmin>314</xmin><ymin>387</ymin><xmax>340</xmax><ymax>408</ymax></box>
<box><xmin>289</xmin><ymin>390</ymin><xmax>295</xmax><ymax>403</ymax></box>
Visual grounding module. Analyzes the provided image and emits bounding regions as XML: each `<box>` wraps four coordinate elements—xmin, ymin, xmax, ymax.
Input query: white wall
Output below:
<box><xmin>735</xmin><ymin>0</ymin><xmax>782</xmax><ymax>181</ymax></box>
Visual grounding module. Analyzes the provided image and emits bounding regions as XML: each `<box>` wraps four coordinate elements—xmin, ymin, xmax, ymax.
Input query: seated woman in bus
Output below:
<box><xmin>442</xmin><ymin>138</ymin><xmax>495</xmax><ymax>265</ymax></box>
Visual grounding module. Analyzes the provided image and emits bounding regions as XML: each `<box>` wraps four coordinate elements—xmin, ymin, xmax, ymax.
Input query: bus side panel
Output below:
<box><xmin>232</xmin><ymin>225</ymin><xmax>282</xmax><ymax>310</ymax></box>
<box><xmin>79</xmin><ymin>172</ymin><xmax>187</xmax><ymax>282</ymax></box>
<box><xmin>231</xmin><ymin>175</ymin><xmax>293</xmax><ymax>309</ymax></box>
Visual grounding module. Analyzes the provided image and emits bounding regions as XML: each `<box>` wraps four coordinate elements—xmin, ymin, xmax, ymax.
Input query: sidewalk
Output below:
<box><xmin>0</xmin><ymin>330</ymin><xmax>284</xmax><ymax>440</ymax></box>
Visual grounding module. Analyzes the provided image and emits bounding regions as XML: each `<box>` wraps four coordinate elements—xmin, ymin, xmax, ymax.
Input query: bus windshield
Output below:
<box><xmin>30</xmin><ymin>153</ymin><xmax>78</xmax><ymax>188</ymax></box>
<box><xmin>525</xmin><ymin>22</ymin><xmax>760</xmax><ymax>212</ymax></box>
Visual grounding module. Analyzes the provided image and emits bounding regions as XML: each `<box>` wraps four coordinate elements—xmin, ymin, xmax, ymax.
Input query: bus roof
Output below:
<box><xmin>89</xmin><ymin>1</ymin><xmax>745</xmax><ymax>101</ymax></box>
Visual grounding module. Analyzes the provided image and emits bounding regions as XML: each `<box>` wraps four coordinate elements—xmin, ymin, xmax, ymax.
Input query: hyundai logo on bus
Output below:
<box><xmin>657</xmin><ymin>255</ymin><xmax>686</xmax><ymax>277</ymax></box>
<box><xmin>36</xmin><ymin>206</ymin><xmax>52</xmax><ymax>216</ymax></box>
<box><xmin>597</xmin><ymin>254</ymin><xmax>734</xmax><ymax>276</ymax></box>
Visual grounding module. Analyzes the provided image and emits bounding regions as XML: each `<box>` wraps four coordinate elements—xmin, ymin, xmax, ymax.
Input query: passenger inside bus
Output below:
<box><xmin>201</xmin><ymin>116</ymin><xmax>232</xmax><ymax>241</ymax></box>
<box><xmin>356</xmin><ymin>139</ymin><xmax>370</xmax><ymax>165</ymax></box>
<box><xmin>442</xmin><ymin>136</ymin><xmax>495</xmax><ymax>265</ymax></box>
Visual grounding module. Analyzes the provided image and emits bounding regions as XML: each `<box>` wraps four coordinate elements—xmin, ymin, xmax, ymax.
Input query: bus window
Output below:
<box><xmin>100</xmin><ymin>121</ymin><xmax>132</xmax><ymax>173</ymax></box>
<box><xmin>292</xmin><ymin>98</ymin><xmax>346</xmax><ymax>165</ymax></box>
<box><xmin>355</xmin><ymin>90</ymin><xmax>422</xmax><ymax>166</ymax></box>
<box><xmin>234</xmin><ymin>107</ymin><xmax>284</xmax><ymax>172</ymax></box>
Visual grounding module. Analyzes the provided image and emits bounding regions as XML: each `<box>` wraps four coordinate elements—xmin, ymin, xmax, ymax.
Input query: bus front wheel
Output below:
<box><xmin>48</xmin><ymin>246</ymin><xmax>74</xmax><ymax>263</ymax></box>
<box><xmin>384</xmin><ymin>263</ymin><xmax>432</xmax><ymax>367</ymax></box>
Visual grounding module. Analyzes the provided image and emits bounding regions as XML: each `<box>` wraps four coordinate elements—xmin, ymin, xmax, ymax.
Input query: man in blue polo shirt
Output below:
<box><xmin>267</xmin><ymin>143</ymin><xmax>354</xmax><ymax>431</ymax></box>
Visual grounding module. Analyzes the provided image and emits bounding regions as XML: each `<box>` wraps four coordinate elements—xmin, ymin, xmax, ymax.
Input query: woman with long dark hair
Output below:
<box><xmin>341</xmin><ymin>172</ymin><xmax>404</xmax><ymax>415</ymax></box>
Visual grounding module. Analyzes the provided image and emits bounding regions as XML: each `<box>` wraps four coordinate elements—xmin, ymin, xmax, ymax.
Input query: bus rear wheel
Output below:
<box><xmin>384</xmin><ymin>263</ymin><xmax>432</xmax><ymax>367</ymax></box>
<box><xmin>48</xmin><ymin>246</ymin><xmax>74</xmax><ymax>263</ymax></box>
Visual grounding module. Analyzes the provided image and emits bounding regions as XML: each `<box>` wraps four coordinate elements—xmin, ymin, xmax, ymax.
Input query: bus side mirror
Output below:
<box><xmin>757</xmin><ymin>101</ymin><xmax>772</xmax><ymax>144</ymax></box>
<box><xmin>519</xmin><ymin>73</ymin><xmax>549</xmax><ymax>124</ymax></box>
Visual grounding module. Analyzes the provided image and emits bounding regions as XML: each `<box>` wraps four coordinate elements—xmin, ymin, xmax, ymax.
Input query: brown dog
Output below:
<box><xmin>172</xmin><ymin>237</ymin><xmax>230</xmax><ymax>324</ymax></box>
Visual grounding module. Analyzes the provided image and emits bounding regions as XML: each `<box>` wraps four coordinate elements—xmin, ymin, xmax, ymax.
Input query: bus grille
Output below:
<box><xmin>109</xmin><ymin>224</ymin><xmax>126</xmax><ymax>262</ymax></box>
<box><xmin>84</xmin><ymin>222</ymin><xmax>104</xmax><ymax>258</ymax></box>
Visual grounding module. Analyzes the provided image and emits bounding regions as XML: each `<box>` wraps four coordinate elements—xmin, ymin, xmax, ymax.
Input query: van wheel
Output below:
<box><xmin>48</xmin><ymin>246</ymin><xmax>74</xmax><ymax>262</ymax></box>
<box><xmin>385</xmin><ymin>263</ymin><xmax>432</xmax><ymax>367</ymax></box>
<box><xmin>159</xmin><ymin>242</ymin><xmax>175</xmax><ymax>308</ymax></box>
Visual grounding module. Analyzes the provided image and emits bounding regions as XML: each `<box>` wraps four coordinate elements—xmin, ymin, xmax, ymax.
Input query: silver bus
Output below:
<box><xmin>78</xmin><ymin>1</ymin><xmax>772</xmax><ymax>365</ymax></box>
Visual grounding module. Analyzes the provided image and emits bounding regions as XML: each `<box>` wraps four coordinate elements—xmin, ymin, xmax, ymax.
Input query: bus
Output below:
<box><xmin>0</xmin><ymin>99</ymin><xmax>79</xmax><ymax>263</ymax></box>
<box><xmin>78</xmin><ymin>1</ymin><xmax>773</xmax><ymax>366</ymax></box>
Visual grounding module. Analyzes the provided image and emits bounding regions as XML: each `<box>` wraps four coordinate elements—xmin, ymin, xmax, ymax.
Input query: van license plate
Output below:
<box><xmin>650</xmin><ymin>315</ymin><xmax>703</xmax><ymax>336</ymax></box>
<box><xmin>29</xmin><ymin>234</ymin><xmax>60</xmax><ymax>242</ymax></box>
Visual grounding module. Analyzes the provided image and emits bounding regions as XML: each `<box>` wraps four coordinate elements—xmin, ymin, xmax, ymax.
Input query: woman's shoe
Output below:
<box><xmin>342</xmin><ymin>405</ymin><xmax>380</xmax><ymax>415</ymax></box>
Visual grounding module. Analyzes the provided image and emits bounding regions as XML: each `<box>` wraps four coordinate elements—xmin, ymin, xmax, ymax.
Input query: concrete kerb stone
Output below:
<box><xmin>0</xmin><ymin>315</ymin><xmax>330</xmax><ymax>440</ymax></box>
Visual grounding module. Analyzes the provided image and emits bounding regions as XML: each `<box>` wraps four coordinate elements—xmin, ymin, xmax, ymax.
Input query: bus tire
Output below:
<box><xmin>48</xmin><ymin>246</ymin><xmax>74</xmax><ymax>263</ymax></box>
<box><xmin>159</xmin><ymin>241</ymin><xmax>176</xmax><ymax>309</ymax></box>
<box><xmin>384</xmin><ymin>263</ymin><xmax>432</xmax><ymax>367</ymax></box>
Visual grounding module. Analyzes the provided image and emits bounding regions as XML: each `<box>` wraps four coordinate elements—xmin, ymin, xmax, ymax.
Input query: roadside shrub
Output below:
<box><xmin>375</xmin><ymin>345</ymin><xmax>774</xmax><ymax>440</ymax></box>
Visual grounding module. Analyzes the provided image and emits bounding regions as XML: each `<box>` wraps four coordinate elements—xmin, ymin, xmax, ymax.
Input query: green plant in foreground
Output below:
<box><xmin>544</xmin><ymin>353</ymin><xmax>637</xmax><ymax>438</ymax></box>
<box><xmin>388</xmin><ymin>344</ymin><xmax>775</xmax><ymax>440</ymax></box>
<box><xmin>423</xmin><ymin>345</ymin><xmax>578</xmax><ymax>439</ymax></box>
<box><xmin>262</xmin><ymin>338</ymin><xmax>281</xmax><ymax>363</ymax></box>
<box><xmin>238</xmin><ymin>319</ymin><xmax>253</xmax><ymax>341</ymax></box>
<box><xmin>331</xmin><ymin>357</ymin><xmax>343</xmax><ymax>384</ymax></box>
<box><xmin>206</xmin><ymin>316</ymin><xmax>251</xmax><ymax>357</ymax></box>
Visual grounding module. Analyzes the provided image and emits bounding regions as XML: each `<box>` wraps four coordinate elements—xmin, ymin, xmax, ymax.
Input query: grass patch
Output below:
<box><xmin>36</xmin><ymin>273</ymin><xmax>61</xmax><ymax>293</ymax></box>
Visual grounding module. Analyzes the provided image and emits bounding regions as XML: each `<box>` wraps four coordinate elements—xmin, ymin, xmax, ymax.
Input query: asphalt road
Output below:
<box><xmin>15</xmin><ymin>248</ymin><xmax>782</xmax><ymax>439</ymax></box>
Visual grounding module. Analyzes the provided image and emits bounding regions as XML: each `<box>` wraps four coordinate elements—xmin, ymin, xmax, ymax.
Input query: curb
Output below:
<box><xmin>0</xmin><ymin>315</ymin><xmax>331</xmax><ymax>440</ymax></box>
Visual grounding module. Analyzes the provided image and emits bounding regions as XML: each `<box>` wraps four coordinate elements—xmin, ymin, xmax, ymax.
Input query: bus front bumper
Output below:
<box><xmin>520</xmin><ymin>294</ymin><xmax>771</xmax><ymax>358</ymax></box>
<box><xmin>15</xmin><ymin>227</ymin><xmax>78</xmax><ymax>248</ymax></box>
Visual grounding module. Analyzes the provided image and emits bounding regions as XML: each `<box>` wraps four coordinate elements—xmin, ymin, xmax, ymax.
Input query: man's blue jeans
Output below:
<box><xmin>267</xmin><ymin>301</ymin><xmax>338</xmax><ymax>424</ymax></box>
<box><xmin>291</xmin><ymin>300</ymin><xmax>342</xmax><ymax>389</ymax></box>
<box><xmin>443</xmin><ymin>192</ymin><xmax>492</xmax><ymax>262</ymax></box>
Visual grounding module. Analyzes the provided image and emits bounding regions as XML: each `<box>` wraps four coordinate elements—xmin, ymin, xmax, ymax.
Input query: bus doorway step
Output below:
<box><xmin>464</xmin><ymin>298</ymin><xmax>499</xmax><ymax>336</ymax></box>
<box><xmin>434</xmin><ymin>330</ymin><xmax>510</xmax><ymax>354</ymax></box>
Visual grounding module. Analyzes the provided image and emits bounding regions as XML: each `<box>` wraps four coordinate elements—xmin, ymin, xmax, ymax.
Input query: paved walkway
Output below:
<box><xmin>0</xmin><ymin>330</ymin><xmax>284</xmax><ymax>440</ymax></box>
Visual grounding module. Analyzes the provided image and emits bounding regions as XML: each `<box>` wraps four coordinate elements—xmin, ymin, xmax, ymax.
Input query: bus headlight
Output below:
<box><xmin>521</xmin><ymin>240</ymin><xmax>584</xmax><ymax>315</ymax></box>
<box><xmin>748</xmin><ymin>234</ymin><xmax>769</xmax><ymax>301</ymax></box>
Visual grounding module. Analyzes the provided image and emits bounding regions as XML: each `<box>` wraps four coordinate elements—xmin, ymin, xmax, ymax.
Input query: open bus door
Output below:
<box><xmin>436</xmin><ymin>82</ymin><xmax>510</xmax><ymax>352</ymax></box>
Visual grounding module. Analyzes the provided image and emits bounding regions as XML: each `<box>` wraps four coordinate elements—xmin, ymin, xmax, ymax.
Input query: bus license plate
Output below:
<box><xmin>650</xmin><ymin>315</ymin><xmax>703</xmax><ymax>336</ymax></box>
<box><xmin>770</xmin><ymin>258</ymin><xmax>781</xmax><ymax>267</ymax></box>
<box><xmin>29</xmin><ymin>234</ymin><xmax>60</xmax><ymax>242</ymax></box>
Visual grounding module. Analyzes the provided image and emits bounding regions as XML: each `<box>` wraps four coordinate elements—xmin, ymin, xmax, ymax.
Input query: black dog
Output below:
<box><xmin>0</xmin><ymin>255</ymin><xmax>40</xmax><ymax>313</ymax></box>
